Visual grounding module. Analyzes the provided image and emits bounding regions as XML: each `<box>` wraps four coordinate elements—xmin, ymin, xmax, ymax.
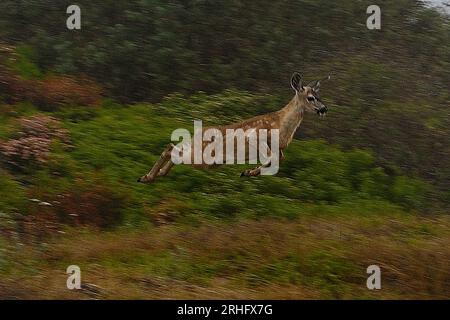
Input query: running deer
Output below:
<box><xmin>137</xmin><ymin>72</ymin><xmax>330</xmax><ymax>183</ymax></box>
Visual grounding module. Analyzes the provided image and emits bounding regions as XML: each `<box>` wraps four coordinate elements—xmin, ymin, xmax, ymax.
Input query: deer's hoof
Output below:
<box><xmin>137</xmin><ymin>176</ymin><xmax>148</xmax><ymax>183</ymax></box>
<box><xmin>138</xmin><ymin>175</ymin><xmax>156</xmax><ymax>184</ymax></box>
<box><xmin>240</xmin><ymin>170</ymin><xmax>250</xmax><ymax>177</ymax></box>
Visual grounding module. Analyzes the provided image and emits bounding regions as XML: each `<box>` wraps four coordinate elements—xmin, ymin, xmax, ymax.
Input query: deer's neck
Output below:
<box><xmin>278</xmin><ymin>95</ymin><xmax>305</xmax><ymax>147</ymax></box>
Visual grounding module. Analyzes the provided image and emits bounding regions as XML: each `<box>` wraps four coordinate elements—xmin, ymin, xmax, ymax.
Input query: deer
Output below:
<box><xmin>137</xmin><ymin>72</ymin><xmax>330</xmax><ymax>184</ymax></box>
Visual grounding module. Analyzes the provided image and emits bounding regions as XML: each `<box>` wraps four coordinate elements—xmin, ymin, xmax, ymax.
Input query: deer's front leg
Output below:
<box><xmin>240</xmin><ymin>149</ymin><xmax>284</xmax><ymax>177</ymax></box>
<box><xmin>240</xmin><ymin>166</ymin><xmax>263</xmax><ymax>177</ymax></box>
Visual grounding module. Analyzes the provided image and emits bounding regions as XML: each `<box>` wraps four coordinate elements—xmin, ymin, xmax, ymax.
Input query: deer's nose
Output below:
<box><xmin>317</xmin><ymin>106</ymin><xmax>327</xmax><ymax>115</ymax></box>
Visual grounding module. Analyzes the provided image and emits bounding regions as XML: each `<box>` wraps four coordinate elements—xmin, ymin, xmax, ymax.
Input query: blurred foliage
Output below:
<box><xmin>0</xmin><ymin>0</ymin><xmax>448</xmax><ymax>209</ymax></box>
<box><xmin>0</xmin><ymin>91</ymin><xmax>434</xmax><ymax>241</ymax></box>
<box><xmin>0</xmin><ymin>169</ymin><xmax>26</xmax><ymax>213</ymax></box>
<box><xmin>0</xmin><ymin>47</ymin><xmax>102</xmax><ymax>109</ymax></box>
<box><xmin>0</xmin><ymin>0</ymin><xmax>448</xmax><ymax>101</ymax></box>
<box><xmin>0</xmin><ymin>1</ymin><xmax>448</xmax><ymax>299</ymax></box>
<box><xmin>5</xmin><ymin>45</ymin><xmax>42</xmax><ymax>80</ymax></box>
<box><xmin>0</xmin><ymin>115</ymin><xmax>70</xmax><ymax>169</ymax></box>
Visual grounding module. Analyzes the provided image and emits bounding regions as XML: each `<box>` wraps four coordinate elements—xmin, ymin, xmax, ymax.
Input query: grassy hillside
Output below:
<box><xmin>1</xmin><ymin>92</ymin><xmax>449</xmax><ymax>299</ymax></box>
<box><xmin>0</xmin><ymin>0</ymin><xmax>449</xmax><ymax>301</ymax></box>
<box><xmin>2</xmin><ymin>212</ymin><xmax>449</xmax><ymax>299</ymax></box>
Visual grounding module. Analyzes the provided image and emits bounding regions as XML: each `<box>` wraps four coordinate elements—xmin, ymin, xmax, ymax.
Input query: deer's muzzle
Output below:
<box><xmin>316</xmin><ymin>106</ymin><xmax>328</xmax><ymax>116</ymax></box>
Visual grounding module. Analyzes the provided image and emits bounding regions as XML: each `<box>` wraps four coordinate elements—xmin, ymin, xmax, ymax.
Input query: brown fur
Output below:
<box><xmin>138</xmin><ymin>86</ymin><xmax>319</xmax><ymax>183</ymax></box>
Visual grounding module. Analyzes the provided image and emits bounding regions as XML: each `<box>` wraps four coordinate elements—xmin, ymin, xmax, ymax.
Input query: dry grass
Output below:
<box><xmin>1</xmin><ymin>213</ymin><xmax>449</xmax><ymax>299</ymax></box>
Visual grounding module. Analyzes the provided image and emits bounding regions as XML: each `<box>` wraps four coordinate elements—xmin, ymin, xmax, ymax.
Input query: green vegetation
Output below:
<box><xmin>6</xmin><ymin>45</ymin><xmax>42</xmax><ymax>80</ymax></box>
<box><xmin>1</xmin><ymin>215</ymin><xmax>449</xmax><ymax>299</ymax></box>
<box><xmin>0</xmin><ymin>170</ymin><xmax>26</xmax><ymax>213</ymax></box>
<box><xmin>1</xmin><ymin>0</ymin><xmax>449</xmax><ymax>207</ymax></box>
<box><xmin>1</xmin><ymin>92</ymin><xmax>448</xmax><ymax>299</ymax></box>
<box><xmin>0</xmin><ymin>0</ymin><xmax>449</xmax><ymax>299</ymax></box>
<box><xmin>2</xmin><ymin>92</ymin><xmax>430</xmax><ymax>223</ymax></box>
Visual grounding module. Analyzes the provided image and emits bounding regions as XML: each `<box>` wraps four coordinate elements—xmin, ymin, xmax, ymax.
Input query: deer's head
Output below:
<box><xmin>291</xmin><ymin>72</ymin><xmax>329</xmax><ymax>117</ymax></box>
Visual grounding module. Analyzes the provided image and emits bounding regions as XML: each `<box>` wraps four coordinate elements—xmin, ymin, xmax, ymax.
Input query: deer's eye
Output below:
<box><xmin>307</xmin><ymin>96</ymin><xmax>315</xmax><ymax>102</ymax></box>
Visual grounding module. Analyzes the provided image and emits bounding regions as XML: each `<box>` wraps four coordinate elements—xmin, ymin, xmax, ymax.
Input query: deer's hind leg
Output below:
<box><xmin>138</xmin><ymin>143</ymin><xmax>174</xmax><ymax>183</ymax></box>
<box><xmin>157</xmin><ymin>160</ymin><xmax>174</xmax><ymax>177</ymax></box>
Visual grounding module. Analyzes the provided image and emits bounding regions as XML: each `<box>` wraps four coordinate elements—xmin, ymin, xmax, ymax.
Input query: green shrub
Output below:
<box><xmin>390</xmin><ymin>176</ymin><xmax>430</xmax><ymax>210</ymax></box>
<box><xmin>7</xmin><ymin>45</ymin><xmax>42</xmax><ymax>80</ymax></box>
<box><xmin>0</xmin><ymin>170</ymin><xmax>26</xmax><ymax>213</ymax></box>
<box><xmin>0</xmin><ymin>91</ymin><xmax>436</xmax><ymax>229</ymax></box>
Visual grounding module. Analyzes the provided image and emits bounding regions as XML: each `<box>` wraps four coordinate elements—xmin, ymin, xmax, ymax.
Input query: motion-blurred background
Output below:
<box><xmin>0</xmin><ymin>0</ymin><xmax>449</xmax><ymax>299</ymax></box>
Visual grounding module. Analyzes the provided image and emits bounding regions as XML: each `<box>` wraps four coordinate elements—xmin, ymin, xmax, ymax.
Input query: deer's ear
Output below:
<box><xmin>308</xmin><ymin>80</ymin><xmax>321</xmax><ymax>92</ymax></box>
<box><xmin>309</xmin><ymin>75</ymin><xmax>330</xmax><ymax>92</ymax></box>
<box><xmin>290</xmin><ymin>72</ymin><xmax>303</xmax><ymax>93</ymax></box>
